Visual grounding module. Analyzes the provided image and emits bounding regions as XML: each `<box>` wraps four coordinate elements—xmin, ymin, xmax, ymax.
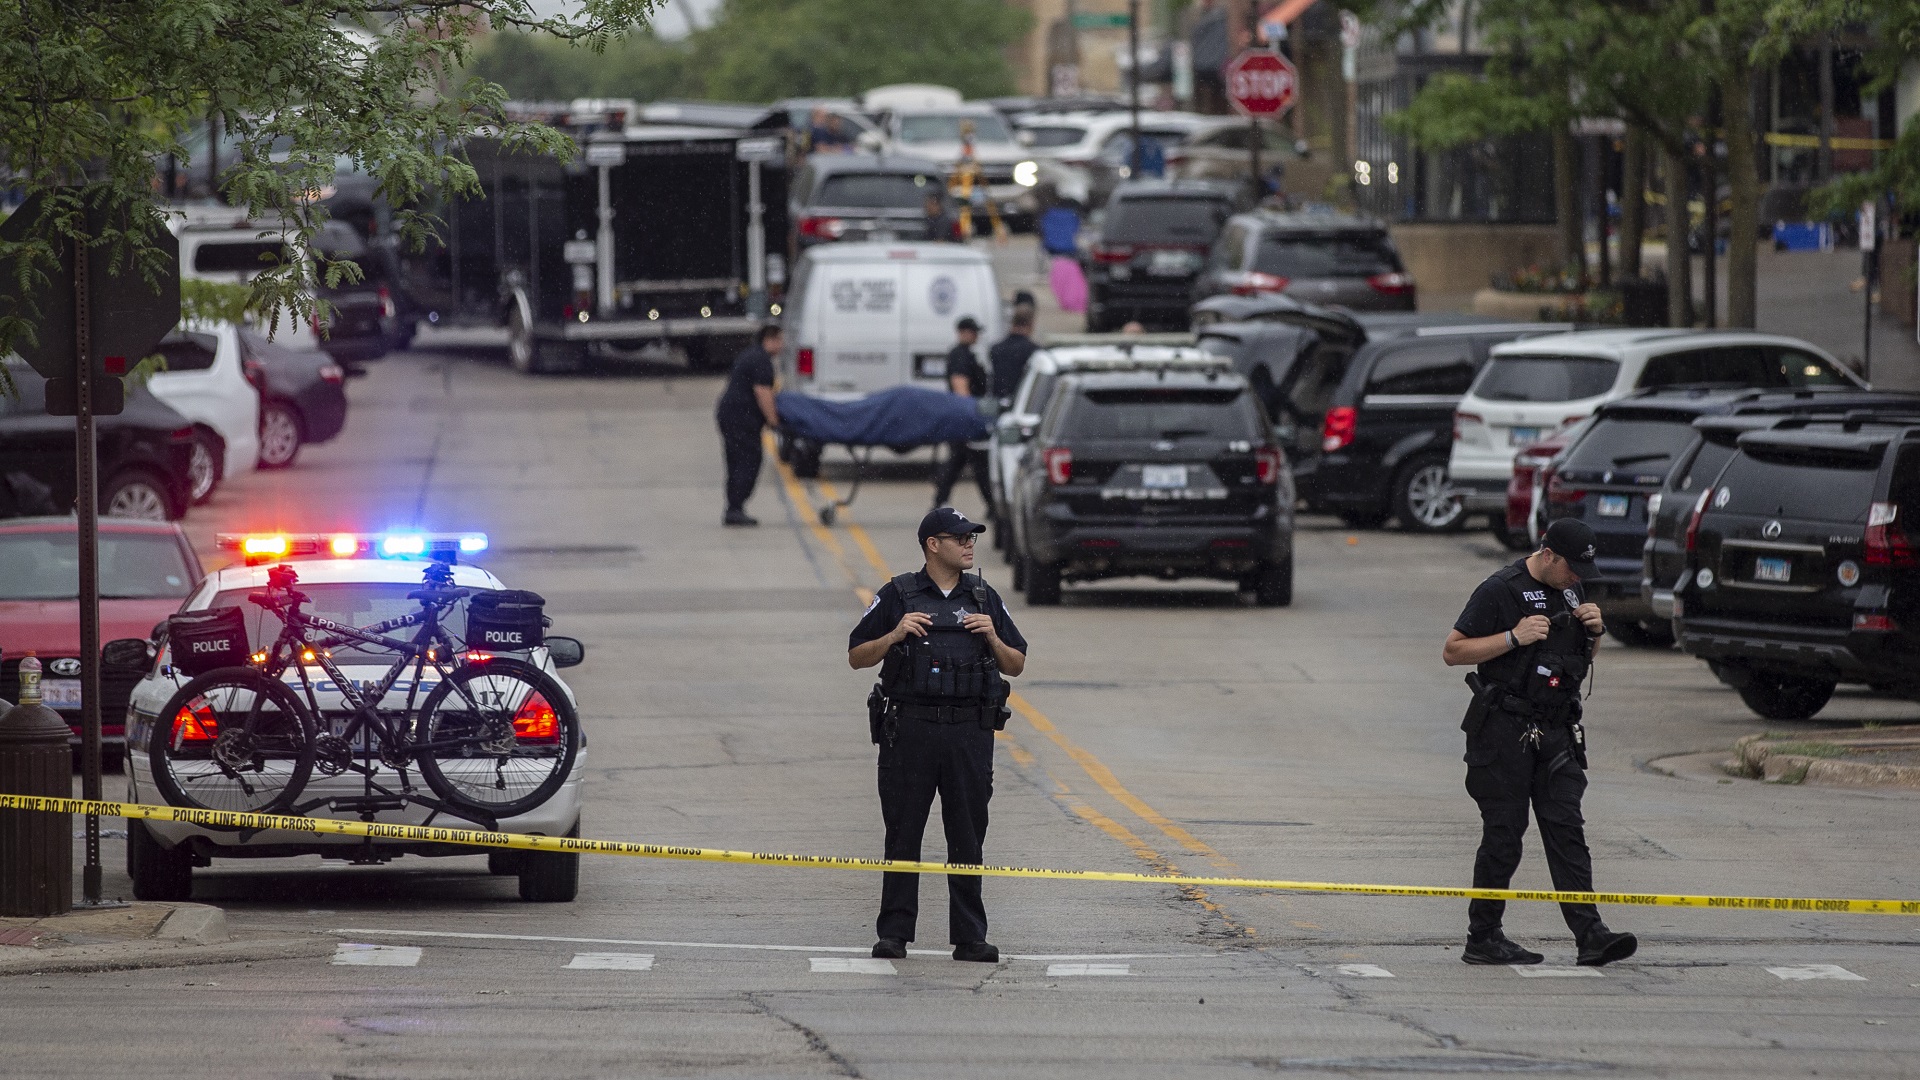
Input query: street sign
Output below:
<box><xmin>1225</xmin><ymin>50</ymin><xmax>1299</xmax><ymax>119</ymax></box>
<box><xmin>583</xmin><ymin>142</ymin><xmax>626</xmax><ymax>167</ymax></box>
<box><xmin>1071</xmin><ymin>12</ymin><xmax>1130</xmax><ymax>28</ymax></box>
<box><xmin>0</xmin><ymin>190</ymin><xmax>180</xmax><ymax>413</ymax></box>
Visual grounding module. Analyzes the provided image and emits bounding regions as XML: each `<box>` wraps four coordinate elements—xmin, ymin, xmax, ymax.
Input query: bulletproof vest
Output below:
<box><xmin>1482</xmin><ymin>563</ymin><xmax>1590</xmax><ymax>717</ymax></box>
<box><xmin>880</xmin><ymin>572</ymin><xmax>1003</xmax><ymax>703</ymax></box>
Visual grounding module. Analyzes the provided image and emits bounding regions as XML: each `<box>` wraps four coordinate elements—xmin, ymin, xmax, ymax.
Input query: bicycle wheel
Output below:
<box><xmin>148</xmin><ymin>667</ymin><xmax>317</xmax><ymax>814</ymax></box>
<box><xmin>413</xmin><ymin>657</ymin><xmax>582</xmax><ymax>819</ymax></box>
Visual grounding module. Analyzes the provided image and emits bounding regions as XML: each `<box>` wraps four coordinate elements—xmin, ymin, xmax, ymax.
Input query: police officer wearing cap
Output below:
<box><xmin>848</xmin><ymin>507</ymin><xmax>1027</xmax><ymax>963</ymax></box>
<box><xmin>1443</xmin><ymin>518</ymin><xmax>1637</xmax><ymax>967</ymax></box>
<box><xmin>933</xmin><ymin>317</ymin><xmax>994</xmax><ymax>511</ymax></box>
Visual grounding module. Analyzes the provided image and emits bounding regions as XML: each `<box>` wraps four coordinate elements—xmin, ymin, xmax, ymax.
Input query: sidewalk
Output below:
<box><xmin>0</xmin><ymin>901</ymin><xmax>328</xmax><ymax>975</ymax></box>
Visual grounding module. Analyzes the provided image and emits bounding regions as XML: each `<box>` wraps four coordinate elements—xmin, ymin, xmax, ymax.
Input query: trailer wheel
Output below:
<box><xmin>508</xmin><ymin>302</ymin><xmax>542</xmax><ymax>374</ymax></box>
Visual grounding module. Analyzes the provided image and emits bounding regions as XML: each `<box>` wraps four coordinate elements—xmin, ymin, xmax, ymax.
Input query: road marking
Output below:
<box><xmin>565</xmin><ymin>952</ymin><xmax>654</xmax><ymax>971</ymax></box>
<box><xmin>332</xmin><ymin>943</ymin><xmax>421</xmax><ymax>967</ymax></box>
<box><xmin>1047</xmin><ymin>962</ymin><xmax>1131</xmax><ymax>976</ymax></box>
<box><xmin>1767</xmin><ymin>964</ymin><xmax>1866</xmax><ymax>981</ymax></box>
<box><xmin>1334</xmin><ymin>963</ymin><xmax>1394</xmax><ymax>978</ymax></box>
<box><xmin>329</xmin><ymin>928</ymin><xmax>1192</xmax><ymax>961</ymax></box>
<box><xmin>811</xmin><ymin>957</ymin><xmax>896</xmax><ymax>974</ymax></box>
<box><xmin>1514</xmin><ymin>966</ymin><xmax>1603</xmax><ymax>978</ymax></box>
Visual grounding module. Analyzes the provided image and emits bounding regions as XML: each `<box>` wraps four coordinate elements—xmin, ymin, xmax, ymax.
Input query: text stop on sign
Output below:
<box><xmin>1226</xmin><ymin>51</ymin><xmax>1298</xmax><ymax>118</ymax></box>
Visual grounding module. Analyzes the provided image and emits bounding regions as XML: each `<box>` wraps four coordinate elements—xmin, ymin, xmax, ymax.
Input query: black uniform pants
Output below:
<box><xmin>932</xmin><ymin>442</ymin><xmax>993</xmax><ymax>511</ymax></box>
<box><xmin>1465</xmin><ymin>710</ymin><xmax>1602</xmax><ymax>943</ymax></box>
<box><xmin>877</xmin><ymin>713</ymin><xmax>994</xmax><ymax>944</ymax></box>
<box><xmin>719</xmin><ymin>422</ymin><xmax>764</xmax><ymax>512</ymax></box>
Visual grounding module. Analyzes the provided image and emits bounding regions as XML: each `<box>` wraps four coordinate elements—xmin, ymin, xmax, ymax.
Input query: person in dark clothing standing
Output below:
<box><xmin>849</xmin><ymin>507</ymin><xmax>1027</xmax><ymax>963</ymax></box>
<box><xmin>932</xmin><ymin>316</ymin><xmax>994</xmax><ymax>511</ymax></box>
<box><xmin>923</xmin><ymin>192</ymin><xmax>958</xmax><ymax>243</ymax></box>
<box><xmin>987</xmin><ymin>308</ymin><xmax>1038</xmax><ymax>404</ymax></box>
<box><xmin>714</xmin><ymin>323</ymin><xmax>784</xmax><ymax>526</ymax></box>
<box><xmin>1443</xmin><ymin>518</ymin><xmax>1638</xmax><ymax>967</ymax></box>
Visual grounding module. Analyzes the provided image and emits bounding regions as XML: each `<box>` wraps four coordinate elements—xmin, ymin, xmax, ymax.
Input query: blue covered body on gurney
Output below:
<box><xmin>776</xmin><ymin>387</ymin><xmax>989</xmax><ymax>451</ymax></box>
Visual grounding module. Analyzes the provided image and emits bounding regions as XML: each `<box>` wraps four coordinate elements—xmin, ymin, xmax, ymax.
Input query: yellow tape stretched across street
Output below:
<box><xmin>6</xmin><ymin>792</ymin><xmax>1918</xmax><ymax>918</ymax></box>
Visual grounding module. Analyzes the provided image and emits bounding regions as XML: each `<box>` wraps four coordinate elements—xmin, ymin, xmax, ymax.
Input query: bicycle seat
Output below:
<box><xmin>408</xmin><ymin>586</ymin><xmax>470</xmax><ymax>604</ymax></box>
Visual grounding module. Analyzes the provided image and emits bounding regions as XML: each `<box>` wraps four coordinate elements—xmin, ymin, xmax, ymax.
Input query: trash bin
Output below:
<box><xmin>0</xmin><ymin>656</ymin><xmax>73</xmax><ymax>917</ymax></box>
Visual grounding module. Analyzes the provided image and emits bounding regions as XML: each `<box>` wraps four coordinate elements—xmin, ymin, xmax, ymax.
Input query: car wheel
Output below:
<box><xmin>1024</xmin><ymin>559</ymin><xmax>1061</xmax><ymax>605</ymax></box>
<box><xmin>257</xmin><ymin>401</ymin><xmax>304</xmax><ymax>469</ymax></box>
<box><xmin>186</xmin><ymin>433</ymin><xmax>220</xmax><ymax>505</ymax></box>
<box><xmin>1394</xmin><ymin>456</ymin><xmax>1465</xmax><ymax>533</ymax></box>
<box><xmin>518</xmin><ymin>824</ymin><xmax>580</xmax><ymax>902</ymax></box>
<box><xmin>127</xmin><ymin>818</ymin><xmax>193</xmax><ymax>902</ymax></box>
<box><xmin>508</xmin><ymin>302</ymin><xmax>541</xmax><ymax>374</ymax></box>
<box><xmin>1736</xmin><ymin>671</ymin><xmax>1836</xmax><ymax>721</ymax></box>
<box><xmin>1010</xmin><ymin>548</ymin><xmax>1027</xmax><ymax>591</ymax></box>
<box><xmin>100</xmin><ymin>468</ymin><xmax>175</xmax><ymax>521</ymax></box>
<box><xmin>1252</xmin><ymin>555</ymin><xmax>1293</xmax><ymax>607</ymax></box>
<box><xmin>1604</xmin><ymin>617</ymin><xmax>1674</xmax><ymax>649</ymax></box>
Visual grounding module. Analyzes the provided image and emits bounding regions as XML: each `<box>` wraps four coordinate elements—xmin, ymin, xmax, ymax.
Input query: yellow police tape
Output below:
<box><xmin>7</xmin><ymin>792</ymin><xmax>1919</xmax><ymax>917</ymax></box>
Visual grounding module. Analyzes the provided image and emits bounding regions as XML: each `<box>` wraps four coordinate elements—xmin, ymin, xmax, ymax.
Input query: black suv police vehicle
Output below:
<box><xmin>1673</xmin><ymin>412</ymin><xmax>1920</xmax><ymax>719</ymax></box>
<box><xmin>1007</xmin><ymin>368</ymin><xmax>1293</xmax><ymax>606</ymax></box>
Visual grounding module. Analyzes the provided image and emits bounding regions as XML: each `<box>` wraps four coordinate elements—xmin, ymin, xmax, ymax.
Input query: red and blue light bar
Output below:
<box><xmin>218</xmin><ymin>532</ymin><xmax>489</xmax><ymax>565</ymax></box>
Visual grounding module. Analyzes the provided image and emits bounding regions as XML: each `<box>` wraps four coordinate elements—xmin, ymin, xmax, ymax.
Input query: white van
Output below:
<box><xmin>781</xmin><ymin>242</ymin><xmax>1005</xmax><ymax>401</ymax></box>
<box><xmin>147</xmin><ymin>322</ymin><xmax>259</xmax><ymax>505</ymax></box>
<box><xmin>1448</xmin><ymin>329</ymin><xmax>1863</xmax><ymax>516</ymax></box>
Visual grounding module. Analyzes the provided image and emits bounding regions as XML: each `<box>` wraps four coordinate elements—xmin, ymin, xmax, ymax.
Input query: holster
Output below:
<box><xmin>988</xmin><ymin>676</ymin><xmax>1011</xmax><ymax>731</ymax></box>
<box><xmin>867</xmin><ymin>683</ymin><xmax>889</xmax><ymax>745</ymax></box>
<box><xmin>1461</xmin><ymin>672</ymin><xmax>1498</xmax><ymax>739</ymax></box>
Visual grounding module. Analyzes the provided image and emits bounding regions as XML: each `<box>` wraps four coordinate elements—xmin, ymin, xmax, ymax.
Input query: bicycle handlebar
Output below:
<box><xmin>406</xmin><ymin>587</ymin><xmax>470</xmax><ymax>605</ymax></box>
<box><xmin>247</xmin><ymin>588</ymin><xmax>310</xmax><ymax>609</ymax></box>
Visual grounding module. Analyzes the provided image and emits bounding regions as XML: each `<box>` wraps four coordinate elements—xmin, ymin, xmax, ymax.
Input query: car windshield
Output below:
<box><xmin>207</xmin><ymin>582</ymin><xmax>470</xmax><ymax>661</ymax></box>
<box><xmin>1064</xmin><ymin>386</ymin><xmax>1261</xmax><ymax>441</ymax></box>
<box><xmin>1253</xmin><ymin>233</ymin><xmax>1399</xmax><ymax>277</ymax></box>
<box><xmin>898</xmin><ymin>113</ymin><xmax>1013</xmax><ymax>144</ymax></box>
<box><xmin>1714</xmin><ymin>449</ymin><xmax>1882</xmax><ymax>523</ymax></box>
<box><xmin>1564</xmin><ymin>418</ymin><xmax>1702</xmax><ymax>475</ymax></box>
<box><xmin>0</xmin><ymin>532</ymin><xmax>195</xmax><ymax>601</ymax></box>
<box><xmin>815</xmin><ymin>172</ymin><xmax>941</xmax><ymax>209</ymax></box>
<box><xmin>1475</xmin><ymin>355</ymin><xmax>1620</xmax><ymax>402</ymax></box>
<box><xmin>1022</xmin><ymin>125</ymin><xmax>1085</xmax><ymax>148</ymax></box>
<box><xmin>1102</xmin><ymin>197</ymin><xmax>1228</xmax><ymax>244</ymax></box>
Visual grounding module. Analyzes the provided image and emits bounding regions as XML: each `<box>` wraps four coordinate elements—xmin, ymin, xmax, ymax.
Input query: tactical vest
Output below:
<box><xmin>1480</xmin><ymin>562</ymin><xmax>1590</xmax><ymax>721</ymax></box>
<box><xmin>880</xmin><ymin>572</ymin><xmax>1005</xmax><ymax>704</ymax></box>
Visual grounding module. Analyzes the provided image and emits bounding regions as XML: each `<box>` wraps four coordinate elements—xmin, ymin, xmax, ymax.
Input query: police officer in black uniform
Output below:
<box><xmin>988</xmin><ymin>307</ymin><xmax>1038</xmax><ymax>405</ymax></box>
<box><xmin>714</xmin><ymin>322</ymin><xmax>784</xmax><ymax>526</ymax></box>
<box><xmin>932</xmin><ymin>317</ymin><xmax>994</xmax><ymax>511</ymax></box>
<box><xmin>848</xmin><ymin>507</ymin><xmax>1027</xmax><ymax>962</ymax></box>
<box><xmin>1443</xmin><ymin>518</ymin><xmax>1638</xmax><ymax>967</ymax></box>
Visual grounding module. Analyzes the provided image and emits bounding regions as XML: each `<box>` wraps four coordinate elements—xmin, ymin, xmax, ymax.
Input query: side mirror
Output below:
<box><xmin>103</xmin><ymin>638</ymin><xmax>155</xmax><ymax>672</ymax></box>
<box><xmin>545</xmin><ymin>636</ymin><xmax>586</xmax><ymax>669</ymax></box>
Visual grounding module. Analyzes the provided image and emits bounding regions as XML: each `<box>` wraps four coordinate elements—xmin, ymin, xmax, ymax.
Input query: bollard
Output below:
<box><xmin>0</xmin><ymin>653</ymin><xmax>73</xmax><ymax>917</ymax></box>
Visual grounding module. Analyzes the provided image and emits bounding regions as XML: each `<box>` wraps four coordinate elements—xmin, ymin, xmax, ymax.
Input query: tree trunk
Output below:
<box><xmin>1553</xmin><ymin>125</ymin><xmax>1584</xmax><ymax>286</ymax></box>
<box><xmin>1620</xmin><ymin>126</ymin><xmax>1646</xmax><ymax>279</ymax></box>
<box><xmin>1723</xmin><ymin>62</ymin><xmax>1760</xmax><ymax>329</ymax></box>
<box><xmin>1664</xmin><ymin>145</ymin><xmax>1692</xmax><ymax>327</ymax></box>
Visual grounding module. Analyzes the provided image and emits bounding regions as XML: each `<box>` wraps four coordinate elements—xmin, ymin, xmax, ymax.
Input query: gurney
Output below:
<box><xmin>776</xmin><ymin>386</ymin><xmax>992</xmax><ymax>525</ymax></box>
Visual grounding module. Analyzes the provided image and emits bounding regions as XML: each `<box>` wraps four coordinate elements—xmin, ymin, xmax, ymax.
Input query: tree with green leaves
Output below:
<box><xmin>0</xmin><ymin>0</ymin><xmax>657</xmax><ymax>395</ymax></box>
<box><xmin>1768</xmin><ymin>0</ymin><xmax>1920</xmax><ymax>219</ymax></box>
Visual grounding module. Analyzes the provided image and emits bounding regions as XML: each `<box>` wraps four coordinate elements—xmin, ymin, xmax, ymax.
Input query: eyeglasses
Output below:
<box><xmin>934</xmin><ymin>533</ymin><xmax>978</xmax><ymax>546</ymax></box>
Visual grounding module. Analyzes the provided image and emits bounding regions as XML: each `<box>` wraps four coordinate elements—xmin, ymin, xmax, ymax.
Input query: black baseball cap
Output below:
<box><xmin>955</xmin><ymin>316</ymin><xmax>982</xmax><ymax>332</ymax></box>
<box><xmin>918</xmin><ymin>507</ymin><xmax>987</xmax><ymax>545</ymax></box>
<box><xmin>1542</xmin><ymin>518</ymin><xmax>1599</xmax><ymax>580</ymax></box>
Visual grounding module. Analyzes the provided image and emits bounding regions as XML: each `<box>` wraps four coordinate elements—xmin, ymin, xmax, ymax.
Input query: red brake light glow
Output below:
<box><xmin>1227</xmin><ymin>271</ymin><xmax>1289</xmax><ymax>296</ymax></box>
<box><xmin>1367</xmin><ymin>271</ymin><xmax>1414</xmax><ymax>296</ymax></box>
<box><xmin>170</xmin><ymin>701</ymin><xmax>220</xmax><ymax>746</ymax></box>
<box><xmin>800</xmin><ymin>216</ymin><xmax>846</xmax><ymax>240</ymax></box>
<box><xmin>1091</xmin><ymin>244</ymin><xmax>1136</xmax><ymax>264</ymax></box>
<box><xmin>1043</xmin><ymin>447</ymin><xmax>1073</xmax><ymax>485</ymax></box>
<box><xmin>513</xmin><ymin>693</ymin><xmax>561</xmax><ymax>743</ymax></box>
<box><xmin>796</xmin><ymin>347</ymin><xmax>815</xmax><ymax>377</ymax></box>
<box><xmin>1321</xmin><ymin>406</ymin><xmax>1357</xmax><ymax>453</ymax></box>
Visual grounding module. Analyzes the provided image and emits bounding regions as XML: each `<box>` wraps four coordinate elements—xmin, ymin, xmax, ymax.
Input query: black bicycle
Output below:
<box><xmin>147</xmin><ymin>562</ymin><xmax>581</xmax><ymax>821</ymax></box>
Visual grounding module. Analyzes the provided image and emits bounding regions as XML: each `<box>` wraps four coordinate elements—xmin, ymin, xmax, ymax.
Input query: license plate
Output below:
<box><xmin>1141</xmin><ymin>465</ymin><xmax>1188</xmax><ymax>489</ymax></box>
<box><xmin>41</xmin><ymin>679</ymin><xmax>82</xmax><ymax>709</ymax></box>
<box><xmin>1508</xmin><ymin>426</ymin><xmax>1542</xmax><ymax>447</ymax></box>
<box><xmin>915</xmin><ymin>354</ymin><xmax>948</xmax><ymax>379</ymax></box>
<box><xmin>867</xmin><ymin>230</ymin><xmax>897</xmax><ymax>242</ymax></box>
<box><xmin>1148</xmin><ymin>250</ymin><xmax>1193</xmax><ymax>276</ymax></box>
<box><xmin>1597</xmin><ymin>494</ymin><xmax>1629</xmax><ymax>518</ymax></box>
<box><xmin>1753</xmin><ymin>556</ymin><xmax>1792</xmax><ymax>584</ymax></box>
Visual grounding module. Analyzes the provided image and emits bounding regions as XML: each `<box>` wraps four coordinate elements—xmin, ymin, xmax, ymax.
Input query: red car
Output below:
<box><xmin>0</xmin><ymin>517</ymin><xmax>204</xmax><ymax>764</ymax></box>
<box><xmin>1499</xmin><ymin>420</ymin><xmax>1592</xmax><ymax>552</ymax></box>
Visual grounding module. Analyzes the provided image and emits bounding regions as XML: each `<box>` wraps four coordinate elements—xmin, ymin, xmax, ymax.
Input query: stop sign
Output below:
<box><xmin>1225</xmin><ymin>50</ymin><xmax>1298</xmax><ymax>118</ymax></box>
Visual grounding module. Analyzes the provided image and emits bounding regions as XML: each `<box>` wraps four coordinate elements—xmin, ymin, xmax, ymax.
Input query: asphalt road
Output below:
<box><xmin>10</xmin><ymin>334</ymin><xmax>1920</xmax><ymax>1079</ymax></box>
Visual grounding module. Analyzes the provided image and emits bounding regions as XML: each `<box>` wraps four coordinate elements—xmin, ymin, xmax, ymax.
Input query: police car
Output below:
<box><xmin>117</xmin><ymin>532</ymin><xmax>588</xmax><ymax>903</ymax></box>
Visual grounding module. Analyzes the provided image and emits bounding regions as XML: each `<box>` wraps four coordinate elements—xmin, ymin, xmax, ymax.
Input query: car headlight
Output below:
<box><xmin>1013</xmin><ymin>160</ymin><xmax>1038</xmax><ymax>187</ymax></box>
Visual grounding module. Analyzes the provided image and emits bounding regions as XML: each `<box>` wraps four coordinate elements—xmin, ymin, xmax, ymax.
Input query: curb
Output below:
<box><xmin>1732</xmin><ymin>733</ymin><xmax>1920</xmax><ymax>789</ymax></box>
<box><xmin>0</xmin><ymin>935</ymin><xmax>332</xmax><ymax>977</ymax></box>
<box><xmin>154</xmin><ymin>903</ymin><xmax>228</xmax><ymax>945</ymax></box>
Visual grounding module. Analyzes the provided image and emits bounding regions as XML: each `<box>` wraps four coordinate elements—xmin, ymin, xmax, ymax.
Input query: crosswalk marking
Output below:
<box><xmin>810</xmin><ymin>957</ymin><xmax>897</xmax><ymax>974</ymax></box>
<box><xmin>1334</xmin><ymin>964</ymin><xmax>1394</xmax><ymax>978</ymax></box>
<box><xmin>1046</xmin><ymin>962</ymin><xmax>1131</xmax><ymax>976</ymax></box>
<box><xmin>565</xmin><ymin>952</ymin><xmax>655</xmax><ymax>971</ymax></box>
<box><xmin>1514</xmin><ymin>966</ymin><xmax>1603</xmax><ymax>978</ymax></box>
<box><xmin>332</xmin><ymin>943</ymin><xmax>422</xmax><ymax>967</ymax></box>
<box><xmin>1767</xmin><ymin>965</ymin><xmax>1865</xmax><ymax>982</ymax></box>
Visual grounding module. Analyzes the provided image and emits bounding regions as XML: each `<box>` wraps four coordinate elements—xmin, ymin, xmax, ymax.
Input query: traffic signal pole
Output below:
<box><xmin>1247</xmin><ymin>0</ymin><xmax>1262</xmax><ymax>202</ymax></box>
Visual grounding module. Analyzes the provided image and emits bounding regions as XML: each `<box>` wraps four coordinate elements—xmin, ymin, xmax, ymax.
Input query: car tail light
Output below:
<box><xmin>318</xmin><ymin>363</ymin><xmax>344</xmax><ymax>384</ymax></box>
<box><xmin>1320</xmin><ymin>406</ymin><xmax>1356</xmax><ymax>453</ymax></box>
<box><xmin>1043</xmin><ymin>447</ymin><xmax>1073</xmax><ymax>485</ymax></box>
<box><xmin>170</xmin><ymin>425</ymin><xmax>195</xmax><ymax>443</ymax></box>
<box><xmin>1226</xmin><ymin>270</ymin><xmax>1289</xmax><ymax>295</ymax></box>
<box><xmin>796</xmin><ymin>347</ymin><xmax>815</xmax><ymax>377</ymax></box>
<box><xmin>1254</xmin><ymin>447</ymin><xmax>1282</xmax><ymax>484</ymax></box>
<box><xmin>1646</xmin><ymin>491</ymin><xmax>1663</xmax><ymax>537</ymax></box>
<box><xmin>1684</xmin><ymin>488</ymin><xmax>1713</xmax><ymax>554</ymax></box>
<box><xmin>1091</xmin><ymin>244</ymin><xmax>1135</xmax><ymax>264</ymax></box>
<box><xmin>799</xmin><ymin>216</ymin><xmax>846</xmax><ymax>239</ymax></box>
<box><xmin>1545</xmin><ymin>471</ymin><xmax>1584</xmax><ymax>506</ymax></box>
<box><xmin>1453</xmin><ymin>411</ymin><xmax>1481</xmax><ymax>442</ymax></box>
<box><xmin>1854</xmin><ymin>612</ymin><xmax>1900</xmax><ymax>632</ymax></box>
<box><xmin>1367</xmin><ymin>271</ymin><xmax>1414</xmax><ymax>296</ymax></box>
<box><xmin>1866</xmin><ymin>502</ymin><xmax>1915</xmax><ymax>567</ymax></box>
<box><xmin>376</xmin><ymin>284</ymin><xmax>396</xmax><ymax>319</ymax></box>
<box><xmin>170</xmin><ymin>701</ymin><xmax>220</xmax><ymax>746</ymax></box>
<box><xmin>242</xmin><ymin>358</ymin><xmax>266</xmax><ymax>388</ymax></box>
<box><xmin>513</xmin><ymin>693</ymin><xmax>561</xmax><ymax>743</ymax></box>
<box><xmin>1079</xmin><ymin>538</ymin><xmax>1120</xmax><ymax>549</ymax></box>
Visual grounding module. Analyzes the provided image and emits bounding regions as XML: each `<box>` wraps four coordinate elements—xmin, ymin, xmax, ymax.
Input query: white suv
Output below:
<box><xmin>1448</xmin><ymin>330</ymin><xmax>1863</xmax><ymax>517</ymax></box>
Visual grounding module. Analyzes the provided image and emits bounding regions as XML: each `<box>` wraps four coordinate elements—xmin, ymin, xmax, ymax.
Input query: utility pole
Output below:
<box><xmin>1248</xmin><ymin>0</ymin><xmax>1262</xmax><ymax>203</ymax></box>
<box><xmin>1129</xmin><ymin>0</ymin><xmax>1142</xmax><ymax>172</ymax></box>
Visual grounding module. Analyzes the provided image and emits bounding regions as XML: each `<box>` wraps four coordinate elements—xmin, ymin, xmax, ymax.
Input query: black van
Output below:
<box><xmin>1675</xmin><ymin>412</ymin><xmax>1920</xmax><ymax>719</ymax></box>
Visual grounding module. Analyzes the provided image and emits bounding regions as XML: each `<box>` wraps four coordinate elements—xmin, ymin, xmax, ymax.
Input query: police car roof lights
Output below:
<box><xmin>218</xmin><ymin>531</ymin><xmax>488</xmax><ymax>565</ymax></box>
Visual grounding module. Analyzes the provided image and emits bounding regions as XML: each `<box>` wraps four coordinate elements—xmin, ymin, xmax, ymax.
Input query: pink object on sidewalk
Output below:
<box><xmin>1049</xmin><ymin>256</ymin><xmax>1087</xmax><ymax>314</ymax></box>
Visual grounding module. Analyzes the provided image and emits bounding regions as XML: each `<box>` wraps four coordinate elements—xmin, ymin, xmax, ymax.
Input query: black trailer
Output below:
<box><xmin>404</xmin><ymin>111</ymin><xmax>789</xmax><ymax>372</ymax></box>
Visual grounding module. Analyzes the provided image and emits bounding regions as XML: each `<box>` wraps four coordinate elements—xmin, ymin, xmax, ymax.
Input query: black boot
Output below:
<box><xmin>872</xmin><ymin>938</ymin><xmax>907</xmax><ymax>959</ymax></box>
<box><xmin>1577</xmin><ymin>928</ymin><xmax>1637</xmax><ymax>967</ymax></box>
<box><xmin>1462</xmin><ymin>935</ymin><xmax>1543</xmax><ymax>965</ymax></box>
<box><xmin>723</xmin><ymin>509</ymin><xmax>759</xmax><ymax>527</ymax></box>
<box><xmin>952</xmin><ymin>941</ymin><xmax>999</xmax><ymax>963</ymax></box>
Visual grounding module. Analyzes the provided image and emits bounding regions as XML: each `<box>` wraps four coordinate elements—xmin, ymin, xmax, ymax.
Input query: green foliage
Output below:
<box><xmin>465</xmin><ymin>30</ymin><xmax>692</xmax><ymax>103</ymax></box>
<box><xmin>1775</xmin><ymin>0</ymin><xmax>1920</xmax><ymax>218</ymax></box>
<box><xmin>1385</xmin><ymin>71</ymin><xmax>1559</xmax><ymax>148</ymax></box>
<box><xmin>180</xmin><ymin>278</ymin><xmax>256</xmax><ymax>325</ymax></box>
